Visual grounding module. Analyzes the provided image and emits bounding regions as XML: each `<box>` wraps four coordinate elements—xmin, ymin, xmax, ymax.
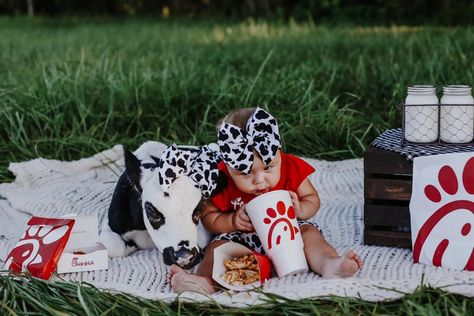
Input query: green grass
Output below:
<box><xmin>1</xmin><ymin>17</ymin><xmax>473</xmax><ymax>314</ymax></box>
<box><xmin>1</xmin><ymin>18</ymin><xmax>473</xmax><ymax>182</ymax></box>
<box><xmin>0</xmin><ymin>273</ymin><xmax>473</xmax><ymax>316</ymax></box>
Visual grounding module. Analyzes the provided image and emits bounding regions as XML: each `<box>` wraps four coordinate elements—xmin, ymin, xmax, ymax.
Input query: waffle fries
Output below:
<box><xmin>222</xmin><ymin>254</ymin><xmax>260</xmax><ymax>286</ymax></box>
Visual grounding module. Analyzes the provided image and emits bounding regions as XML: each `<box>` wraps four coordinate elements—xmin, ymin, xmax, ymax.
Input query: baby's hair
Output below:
<box><xmin>216</xmin><ymin>107</ymin><xmax>256</xmax><ymax>130</ymax></box>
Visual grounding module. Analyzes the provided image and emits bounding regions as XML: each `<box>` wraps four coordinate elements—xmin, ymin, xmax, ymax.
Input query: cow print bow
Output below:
<box><xmin>218</xmin><ymin>107</ymin><xmax>281</xmax><ymax>174</ymax></box>
<box><xmin>157</xmin><ymin>144</ymin><xmax>219</xmax><ymax>198</ymax></box>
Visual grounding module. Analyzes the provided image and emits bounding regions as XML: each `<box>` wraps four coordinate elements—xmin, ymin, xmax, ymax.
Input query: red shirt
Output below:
<box><xmin>211</xmin><ymin>153</ymin><xmax>315</xmax><ymax>212</ymax></box>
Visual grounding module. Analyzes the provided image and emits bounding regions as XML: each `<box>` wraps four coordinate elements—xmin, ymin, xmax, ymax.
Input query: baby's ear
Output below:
<box><xmin>210</xmin><ymin>171</ymin><xmax>228</xmax><ymax>197</ymax></box>
<box><xmin>123</xmin><ymin>147</ymin><xmax>142</xmax><ymax>192</ymax></box>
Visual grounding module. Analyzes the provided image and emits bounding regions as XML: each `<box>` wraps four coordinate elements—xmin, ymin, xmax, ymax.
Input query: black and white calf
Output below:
<box><xmin>99</xmin><ymin>141</ymin><xmax>225</xmax><ymax>269</ymax></box>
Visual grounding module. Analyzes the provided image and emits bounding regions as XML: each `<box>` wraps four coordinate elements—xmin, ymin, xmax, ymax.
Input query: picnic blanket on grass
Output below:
<box><xmin>0</xmin><ymin>144</ymin><xmax>472</xmax><ymax>306</ymax></box>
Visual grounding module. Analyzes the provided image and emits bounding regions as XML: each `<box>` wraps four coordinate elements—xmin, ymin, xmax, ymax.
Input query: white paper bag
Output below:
<box><xmin>410</xmin><ymin>152</ymin><xmax>474</xmax><ymax>271</ymax></box>
<box><xmin>57</xmin><ymin>214</ymin><xmax>108</xmax><ymax>273</ymax></box>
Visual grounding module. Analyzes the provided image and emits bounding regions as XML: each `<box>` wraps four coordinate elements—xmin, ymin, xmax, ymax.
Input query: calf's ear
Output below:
<box><xmin>124</xmin><ymin>147</ymin><xmax>142</xmax><ymax>192</ymax></box>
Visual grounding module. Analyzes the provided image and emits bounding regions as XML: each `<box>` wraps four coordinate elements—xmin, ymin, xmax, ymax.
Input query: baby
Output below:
<box><xmin>168</xmin><ymin>107</ymin><xmax>363</xmax><ymax>293</ymax></box>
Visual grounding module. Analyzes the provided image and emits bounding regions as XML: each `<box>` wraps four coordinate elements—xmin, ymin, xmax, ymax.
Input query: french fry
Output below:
<box><xmin>221</xmin><ymin>254</ymin><xmax>260</xmax><ymax>286</ymax></box>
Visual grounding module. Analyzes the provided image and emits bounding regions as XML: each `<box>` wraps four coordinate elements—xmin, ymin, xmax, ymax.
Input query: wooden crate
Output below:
<box><xmin>363</xmin><ymin>146</ymin><xmax>413</xmax><ymax>248</ymax></box>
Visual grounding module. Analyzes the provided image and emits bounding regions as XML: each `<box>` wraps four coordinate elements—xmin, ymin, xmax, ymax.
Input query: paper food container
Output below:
<box><xmin>57</xmin><ymin>214</ymin><xmax>108</xmax><ymax>273</ymax></box>
<box><xmin>212</xmin><ymin>242</ymin><xmax>272</xmax><ymax>291</ymax></box>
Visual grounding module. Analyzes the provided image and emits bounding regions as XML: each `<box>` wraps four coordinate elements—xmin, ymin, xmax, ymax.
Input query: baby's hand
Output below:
<box><xmin>232</xmin><ymin>205</ymin><xmax>255</xmax><ymax>232</ymax></box>
<box><xmin>288</xmin><ymin>191</ymin><xmax>302</xmax><ymax>216</ymax></box>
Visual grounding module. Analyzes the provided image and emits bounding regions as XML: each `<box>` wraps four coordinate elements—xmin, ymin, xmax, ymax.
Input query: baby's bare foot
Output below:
<box><xmin>321</xmin><ymin>250</ymin><xmax>363</xmax><ymax>278</ymax></box>
<box><xmin>167</xmin><ymin>264</ymin><xmax>215</xmax><ymax>294</ymax></box>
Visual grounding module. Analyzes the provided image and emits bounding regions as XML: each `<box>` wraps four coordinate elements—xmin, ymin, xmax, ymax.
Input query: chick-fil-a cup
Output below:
<box><xmin>245</xmin><ymin>190</ymin><xmax>308</xmax><ymax>277</ymax></box>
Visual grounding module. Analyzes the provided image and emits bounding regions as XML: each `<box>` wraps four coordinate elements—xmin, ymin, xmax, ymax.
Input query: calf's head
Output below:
<box><xmin>124</xmin><ymin>144</ymin><xmax>221</xmax><ymax>269</ymax></box>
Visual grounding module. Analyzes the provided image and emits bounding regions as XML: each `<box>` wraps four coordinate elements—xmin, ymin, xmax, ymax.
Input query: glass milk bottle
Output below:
<box><xmin>440</xmin><ymin>85</ymin><xmax>474</xmax><ymax>143</ymax></box>
<box><xmin>404</xmin><ymin>86</ymin><xmax>439</xmax><ymax>143</ymax></box>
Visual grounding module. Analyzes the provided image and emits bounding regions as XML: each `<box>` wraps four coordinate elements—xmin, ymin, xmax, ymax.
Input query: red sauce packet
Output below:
<box><xmin>4</xmin><ymin>216</ymin><xmax>75</xmax><ymax>280</ymax></box>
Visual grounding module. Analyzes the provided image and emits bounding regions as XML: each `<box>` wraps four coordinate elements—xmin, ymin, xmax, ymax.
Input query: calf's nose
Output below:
<box><xmin>162</xmin><ymin>245</ymin><xmax>201</xmax><ymax>269</ymax></box>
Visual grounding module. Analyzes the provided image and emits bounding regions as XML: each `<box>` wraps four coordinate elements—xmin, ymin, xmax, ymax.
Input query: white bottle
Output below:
<box><xmin>404</xmin><ymin>86</ymin><xmax>439</xmax><ymax>143</ymax></box>
<box><xmin>440</xmin><ymin>85</ymin><xmax>474</xmax><ymax>143</ymax></box>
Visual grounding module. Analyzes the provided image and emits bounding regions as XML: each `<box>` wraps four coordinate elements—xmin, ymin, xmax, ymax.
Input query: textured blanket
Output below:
<box><xmin>0</xmin><ymin>144</ymin><xmax>472</xmax><ymax>306</ymax></box>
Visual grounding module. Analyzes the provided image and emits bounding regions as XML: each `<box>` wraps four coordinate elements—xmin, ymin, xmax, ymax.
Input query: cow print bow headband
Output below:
<box><xmin>218</xmin><ymin>107</ymin><xmax>281</xmax><ymax>174</ymax></box>
<box><xmin>157</xmin><ymin>144</ymin><xmax>219</xmax><ymax>198</ymax></box>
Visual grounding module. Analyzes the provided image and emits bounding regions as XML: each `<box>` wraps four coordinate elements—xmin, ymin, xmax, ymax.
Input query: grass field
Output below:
<box><xmin>0</xmin><ymin>17</ymin><xmax>473</xmax><ymax>315</ymax></box>
<box><xmin>0</xmin><ymin>274</ymin><xmax>473</xmax><ymax>315</ymax></box>
<box><xmin>1</xmin><ymin>18</ymin><xmax>473</xmax><ymax>181</ymax></box>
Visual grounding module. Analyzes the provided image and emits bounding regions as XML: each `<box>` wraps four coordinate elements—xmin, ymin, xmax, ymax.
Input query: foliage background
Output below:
<box><xmin>1</xmin><ymin>0</ymin><xmax>474</xmax><ymax>25</ymax></box>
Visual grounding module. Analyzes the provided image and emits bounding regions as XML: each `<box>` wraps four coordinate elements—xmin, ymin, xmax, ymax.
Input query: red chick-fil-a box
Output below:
<box><xmin>4</xmin><ymin>216</ymin><xmax>75</xmax><ymax>279</ymax></box>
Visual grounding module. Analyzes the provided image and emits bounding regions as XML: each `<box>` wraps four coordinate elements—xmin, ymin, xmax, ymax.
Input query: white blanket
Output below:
<box><xmin>0</xmin><ymin>144</ymin><xmax>472</xmax><ymax>305</ymax></box>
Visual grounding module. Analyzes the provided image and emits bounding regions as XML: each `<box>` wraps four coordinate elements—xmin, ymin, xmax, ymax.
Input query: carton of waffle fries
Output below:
<box><xmin>212</xmin><ymin>242</ymin><xmax>272</xmax><ymax>291</ymax></box>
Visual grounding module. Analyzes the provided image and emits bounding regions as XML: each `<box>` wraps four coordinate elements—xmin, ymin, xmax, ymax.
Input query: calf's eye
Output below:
<box><xmin>192</xmin><ymin>214</ymin><xmax>199</xmax><ymax>225</ymax></box>
<box><xmin>192</xmin><ymin>208</ymin><xmax>201</xmax><ymax>225</ymax></box>
<box><xmin>144</xmin><ymin>202</ymin><xmax>166</xmax><ymax>229</ymax></box>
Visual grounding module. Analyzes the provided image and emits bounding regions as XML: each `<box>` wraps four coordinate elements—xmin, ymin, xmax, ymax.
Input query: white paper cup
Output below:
<box><xmin>245</xmin><ymin>190</ymin><xmax>308</xmax><ymax>277</ymax></box>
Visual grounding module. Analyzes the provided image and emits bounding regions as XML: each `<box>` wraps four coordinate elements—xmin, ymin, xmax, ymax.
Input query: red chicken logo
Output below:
<box><xmin>412</xmin><ymin>156</ymin><xmax>474</xmax><ymax>271</ymax></box>
<box><xmin>263</xmin><ymin>201</ymin><xmax>299</xmax><ymax>250</ymax></box>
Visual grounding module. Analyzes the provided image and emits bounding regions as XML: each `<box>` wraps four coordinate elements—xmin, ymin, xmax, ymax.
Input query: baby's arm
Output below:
<box><xmin>201</xmin><ymin>200</ymin><xmax>254</xmax><ymax>234</ymax></box>
<box><xmin>289</xmin><ymin>178</ymin><xmax>320</xmax><ymax>220</ymax></box>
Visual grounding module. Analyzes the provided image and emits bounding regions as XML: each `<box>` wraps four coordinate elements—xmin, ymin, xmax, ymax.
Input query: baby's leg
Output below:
<box><xmin>301</xmin><ymin>224</ymin><xmax>363</xmax><ymax>278</ymax></box>
<box><xmin>168</xmin><ymin>239</ymin><xmax>228</xmax><ymax>294</ymax></box>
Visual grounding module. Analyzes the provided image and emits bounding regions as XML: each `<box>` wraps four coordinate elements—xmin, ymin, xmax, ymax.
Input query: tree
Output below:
<box><xmin>27</xmin><ymin>0</ymin><xmax>34</xmax><ymax>16</ymax></box>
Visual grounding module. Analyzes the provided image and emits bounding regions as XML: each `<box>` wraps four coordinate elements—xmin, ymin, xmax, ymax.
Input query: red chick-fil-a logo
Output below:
<box><xmin>4</xmin><ymin>217</ymin><xmax>74</xmax><ymax>280</ymax></box>
<box><xmin>71</xmin><ymin>257</ymin><xmax>95</xmax><ymax>267</ymax></box>
<box><xmin>263</xmin><ymin>200</ymin><xmax>299</xmax><ymax>250</ymax></box>
<box><xmin>413</xmin><ymin>156</ymin><xmax>474</xmax><ymax>271</ymax></box>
